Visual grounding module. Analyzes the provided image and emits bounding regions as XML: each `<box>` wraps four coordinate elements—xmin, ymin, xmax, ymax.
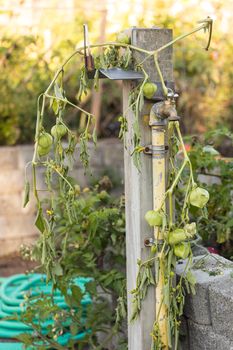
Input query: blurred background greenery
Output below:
<box><xmin>0</xmin><ymin>0</ymin><xmax>232</xmax><ymax>146</ymax></box>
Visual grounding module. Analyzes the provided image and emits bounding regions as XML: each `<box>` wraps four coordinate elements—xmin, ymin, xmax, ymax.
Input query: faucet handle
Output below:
<box><xmin>167</xmin><ymin>89</ymin><xmax>179</xmax><ymax>101</ymax></box>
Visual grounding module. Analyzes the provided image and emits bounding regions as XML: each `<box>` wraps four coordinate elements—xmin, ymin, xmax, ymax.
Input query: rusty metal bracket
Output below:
<box><xmin>144</xmin><ymin>237</ymin><xmax>164</xmax><ymax>247</ymax></box>
<box><xmin>143</xmin><ymin>145</ymin><xmax>168</xmax><ymax>156</ymax></box>
<box><xmin>144</xmin><ymin>237</ymin><xmax>155</xmax><ymax>247</ymax></box>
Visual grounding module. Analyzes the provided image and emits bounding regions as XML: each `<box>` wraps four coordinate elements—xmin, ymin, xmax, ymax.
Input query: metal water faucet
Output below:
<box><xmin>149</xmin><ymin>91</ymin><xmax>179</xmax><ymax>125</ymax></box>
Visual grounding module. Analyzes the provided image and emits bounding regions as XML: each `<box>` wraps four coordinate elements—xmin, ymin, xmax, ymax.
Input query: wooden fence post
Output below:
<box><xmin>123</xmin><ymin>27</ymin><xmax>173</xmax><ymax>350</ymax></box>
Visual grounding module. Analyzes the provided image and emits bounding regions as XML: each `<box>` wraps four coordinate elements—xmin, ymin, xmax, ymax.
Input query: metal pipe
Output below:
<box><xmin>150</xmin><ymin>108</ymin><xmax>168</xmax><ymax>349</ymax></box>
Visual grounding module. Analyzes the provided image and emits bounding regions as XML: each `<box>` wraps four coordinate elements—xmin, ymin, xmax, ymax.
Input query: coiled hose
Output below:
<box><xmin>0</xmin><ymin>274</ymin><xmax>92</xmax><ymax>349</ymax></box>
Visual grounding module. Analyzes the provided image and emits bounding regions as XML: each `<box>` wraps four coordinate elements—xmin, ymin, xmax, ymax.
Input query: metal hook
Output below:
<box><xmin>197</xmin><ymin>16</ymin><xmax>213</xmax><ymax>51</ymax></box>
<box><xmin>205</xmin><ymin>17</ymin><xmax>213</xmax><ymax>51</ymax></box>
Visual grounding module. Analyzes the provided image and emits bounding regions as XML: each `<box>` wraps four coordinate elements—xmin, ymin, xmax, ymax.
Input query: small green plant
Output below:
<box><xmin>0</xmin><ymin>35</ymin><xmax>52</xmax><ymax>145</ymax></box>
<box><xmin>21</xmin><ymin>181</ymin><xmax>127</xmax><ymax>349</ymax></box>
<box><xmin>184</xmin><ymin>127</ymin><xmax>233</xmax><ymax>259</ymax></box>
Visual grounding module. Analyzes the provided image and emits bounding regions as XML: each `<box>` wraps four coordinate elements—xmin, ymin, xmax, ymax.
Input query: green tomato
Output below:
<box><xmin>37</xmin><ymin>143</ymin><xmax>51</xmax><ymax>156</ymax></box>
<box><xmin>116</xmin><ymin>219</ymin><xmax>124</xmax><ymax>227</ymax></box>
<box><xmin>143</xmin><ymin>82</ymin><xmax>158</xmax><ymax>99</ymax></box>
<box><xmin>74</xmin><ymin>185</ymin><xmax>81</xmax><ymax>195</ymax></box>
<box><xmin>116</xmin><ymin>32</ymin><xmax>130</xmax><ymax>44</ymax></box>
<box><xmin>168</xmin><ymin>228</ymin><xmax>187</xmax><ymax>245</ymax></box>
<box><xmin>51</xmin><ymin>124</ymin><xmax>67</xmax><ymax>139</ymax></box>
<box><xmin>184</xmin><ymin>222</ymin><xmax>197</xmax><ymax>238</ymax></box>
<box><xmin>151</xmin><ymin>245</ymin><xmax>157</xmax><ymax>254</ymax></box>
<box><xmin>174</xmin><ymin>243</ymin><xmax>190</xmax><ymax>259</ymax></box>
<box><xmin>145</xmin><ymin>210</ymin><xmax>163</xmax><ymax>227</ymax></box>
<box><xmin>98</xmin><ymin>190</ymin><xmax>110</xmax><ymax>201</ymax></box>
<box><xmin>38</xmin><ymin>132</ymin><xmax>53</xmax><ymax>149</ymax></box>
<box><xmin>189</xmin><ymin>187</ymin><xmax>209</xmax><ymax>209</ymax></box>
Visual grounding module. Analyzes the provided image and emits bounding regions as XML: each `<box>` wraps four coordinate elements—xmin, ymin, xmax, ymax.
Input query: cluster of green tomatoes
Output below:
<box><xmin>37</xmin><ymin>123</ymin><xmax>67</xmax><ymax>156</ymax></box>
<box><xmin>145</xmin><ymin>186</ymin><xmax>209</xmax><ymax>259</ymax></box>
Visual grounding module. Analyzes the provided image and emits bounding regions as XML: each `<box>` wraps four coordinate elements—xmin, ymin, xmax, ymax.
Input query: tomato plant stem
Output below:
<box><xmin>154</xmin><ymin>54</ymin><xmax>168</xmax><ymax>96</ymax></box>
<box><xmin>157</xmin><ymin>23</ymin><xmax>207</xmax><ymax>53</ymax></box>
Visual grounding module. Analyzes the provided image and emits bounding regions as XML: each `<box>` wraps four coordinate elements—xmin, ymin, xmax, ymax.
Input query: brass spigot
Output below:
<box><xmin>149</xmin><ymin>91</ymin><xmax>179</xmax><ymax>125</ymax></box>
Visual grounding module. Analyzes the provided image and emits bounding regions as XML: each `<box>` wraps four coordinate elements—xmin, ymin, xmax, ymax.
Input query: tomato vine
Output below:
<box><xmin>132</xmin><ymin>120</ymin><xmax>209</xmax><ymax>349</ymax></box>
<box><xmin>22</xmin><ymin>17</ymin><xmax>213</xmax><ymax>349</ymax></box>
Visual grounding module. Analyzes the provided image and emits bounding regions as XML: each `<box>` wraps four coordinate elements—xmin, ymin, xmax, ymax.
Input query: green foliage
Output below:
<box><xmin>1</xmin><ymin>3</ymin><xmax>228</xmax><ymax>146</ymax></box>
<box><xmin>21</xmin><ymin>181</ymin><xmax>127</xmax><ymax>349</ymax></box>
<box><xmin>0</xmin><ymin>32</ymin><xmax>84</xmax><ymax>145</ymax></box>
<box><xmin>14</xmin><ymin>296</ymin><xmax>77</xmax><ymax>350</ymax></box>
<box><xmin>0</xmin><ymin>35</ymin><xmax>50</xmax><ymax>144</ymax></box>
<box><xmin>144</xmin><ymin>1</ymin><xmax>233</xmax><ymax>134</ymax></box>
<box><xmin>183</xmin><ymin>128</ymin><xmax>233</xmax><ymax>258</ymax></box>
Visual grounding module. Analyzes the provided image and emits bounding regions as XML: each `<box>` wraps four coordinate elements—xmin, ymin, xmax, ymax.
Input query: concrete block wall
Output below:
<box><xmin>177</xmin><ymin>253</ymin><xmax>233</xmax><ymax>350</ymax></box>
<box><xmin>0</xmin><ymin>145</ymin><xmax>37</xmax><ymax>256</ymax></box>
<box><xmin>0</xmin><ymin>139</ymin><xmax>124</xmax><ymax>257</ymax></box>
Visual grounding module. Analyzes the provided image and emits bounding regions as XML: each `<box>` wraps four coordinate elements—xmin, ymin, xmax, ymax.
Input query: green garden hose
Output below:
<box><xmin>0</xmin><ymin>274</ymin><xmax>92</xmax><ymax>349</ymax></box>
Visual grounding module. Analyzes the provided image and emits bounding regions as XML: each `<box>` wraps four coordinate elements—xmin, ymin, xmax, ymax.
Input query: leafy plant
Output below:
<box><xmin>21</xmin><ymin>19</ymin><xmax>213</xmax><ymax>350</ymax></box>
<box><xmin>183</xmin><ymin>128</ymin><xmax>233</xmax><ymax>259</ymax></box>
<box><xmin>0</xmin><ymin>35</ymin><xmax>50</xmax><ymax>145</ymax></box>
<box><xmin>21</xmin><ymin>181</ymin><xmax>127</xmax><ymax>349</ymax></box>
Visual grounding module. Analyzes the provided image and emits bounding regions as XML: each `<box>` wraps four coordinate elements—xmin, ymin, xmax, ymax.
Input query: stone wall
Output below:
<box><xmin>0</xmin><ymin>139</ymin><xmax>124</xmax><ymax>257</ymax></box>
<box><xmin>177</xmin><ymin>252</ymin><xmax>233</xmax><ymax>350</ymax></box>
<box><xmin>0</xmin><ymin>145</ymin><xmax>36</xmax><ymax>256</ymax></box>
